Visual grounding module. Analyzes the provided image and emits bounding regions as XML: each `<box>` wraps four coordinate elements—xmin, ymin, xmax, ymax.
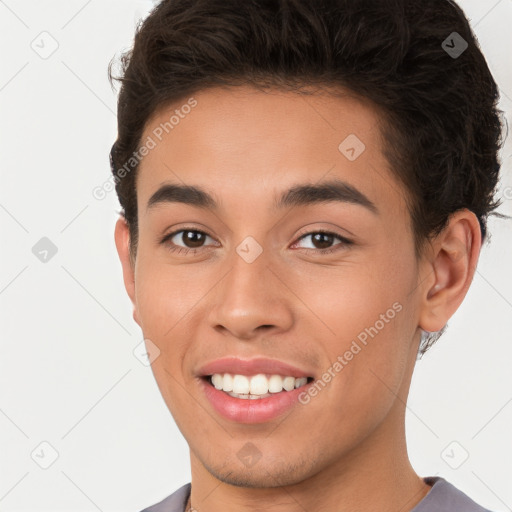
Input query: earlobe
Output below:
<box><xmin>418</xmin><ymin>210</ymin><xmax>481</xmax><ymax>333</ymax></box>
<box><xmin>114</xmin><ymin>216</ymin><xmax>139</xmax><ymax>323</ymax></box>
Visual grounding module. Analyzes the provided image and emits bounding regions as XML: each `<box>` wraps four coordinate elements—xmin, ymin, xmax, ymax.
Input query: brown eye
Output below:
<box><xmin>293</xmin><ymin>230</ymin><xmax>353</xmax><ymax>255</ymax></box>
<box><xmin>161</xmin><ymin>229</ymin><xmax>217</xmax><ymax>254</ymax></box>
<box><xmin>178</xmin><ymin>230</ymin><xmax>207</xmax><ymax>248</ymax></box>
<box><xmin>309</xmin><ymin>232</ymin><xmax>336</xmax><ymax>249</ymax></box>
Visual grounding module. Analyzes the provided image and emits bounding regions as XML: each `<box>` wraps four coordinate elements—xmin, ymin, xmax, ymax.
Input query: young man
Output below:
<box><xmin>109</xmin><ymin>0</ymin><xmax>504</xmax><ymax>510</ymax></box>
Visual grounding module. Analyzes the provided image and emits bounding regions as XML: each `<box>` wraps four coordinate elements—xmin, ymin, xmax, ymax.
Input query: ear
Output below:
<box><xmin>114</xmin><ymin>216</ymin><xmax>141</xmax><ymax>327</ymax></box>
<box><xmin>418</xmin><ymin>209</ymin><xmax>482</xmax><ymax>333</ymax></box>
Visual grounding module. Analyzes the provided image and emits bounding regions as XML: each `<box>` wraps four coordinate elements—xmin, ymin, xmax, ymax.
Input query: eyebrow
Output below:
<box><xmin>146</xmin><ymin>179</ymin><xmax>378</xmax><ymax>215</ymax></box>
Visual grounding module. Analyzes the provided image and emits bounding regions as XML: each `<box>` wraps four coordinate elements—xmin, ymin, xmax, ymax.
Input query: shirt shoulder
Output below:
<box><xmin>411</xmin><ymin>476</ymin><xmax>494</xmax><ymax>512</ymax></box>
<box><xmin>139</xmin><ymin>483</ymin><xmax>191</xmax><ymax>512</ymax></box>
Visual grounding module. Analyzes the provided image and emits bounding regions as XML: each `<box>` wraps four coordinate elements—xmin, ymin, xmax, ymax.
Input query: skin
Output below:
<box><xmin>114</xmin><ymin>85</ymin><xmax>481</xmax><ymax>512</ymax></box>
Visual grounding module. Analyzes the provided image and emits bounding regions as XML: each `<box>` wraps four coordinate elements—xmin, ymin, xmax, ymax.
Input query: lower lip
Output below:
<box><xmin>200</xmin><ymin>378</ymin><xmax>310</xmax><ymax>424</ymax></box>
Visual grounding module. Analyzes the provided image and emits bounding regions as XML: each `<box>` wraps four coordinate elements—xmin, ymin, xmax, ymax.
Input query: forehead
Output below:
<box><xmin>136</xmin><ymin>85</ymin><xmax>405</xmax><ymax>219</ymax></box>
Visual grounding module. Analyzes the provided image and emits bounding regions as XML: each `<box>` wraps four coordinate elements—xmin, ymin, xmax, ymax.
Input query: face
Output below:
<box><xmin>117</xmin><ymin>85</ymin><xmax>427</xmax><ymax>487</ymax></box>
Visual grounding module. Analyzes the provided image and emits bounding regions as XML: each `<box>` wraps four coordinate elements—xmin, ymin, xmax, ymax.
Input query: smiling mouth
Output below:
<box><xmin>203</xmin><ymin>373</ymin><xmax>314</xmax><ymax>399</ymax></box>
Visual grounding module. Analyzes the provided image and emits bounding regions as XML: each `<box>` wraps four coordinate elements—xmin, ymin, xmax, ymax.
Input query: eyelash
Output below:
<box><xmin>160</xmin><ymin>227</ymin><xmax>353</xmax><ymax>256</ymax></box>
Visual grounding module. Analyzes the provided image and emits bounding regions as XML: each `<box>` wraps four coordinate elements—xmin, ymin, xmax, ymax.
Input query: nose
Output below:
<box><xmin>207</xmin><ymin>250</ymin><xmax>294</xmax><ymax>340</ymax></box>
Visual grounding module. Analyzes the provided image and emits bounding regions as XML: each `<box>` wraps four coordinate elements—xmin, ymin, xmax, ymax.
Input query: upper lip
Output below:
<box><xmin>197</xmin><ymin>357</ymin><xmax>313</xmax><ymax>378</ymax></box>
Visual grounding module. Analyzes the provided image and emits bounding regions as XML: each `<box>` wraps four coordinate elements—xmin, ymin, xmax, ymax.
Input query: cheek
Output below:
<box><xmin>133</xmin><ymin>258</ymin><xmax>204</xmax><ymax>427</ymax></box>
<box><xmin>132</xmin><ymin>256</ymin><xmax>203</xmax><ymax>397</ymax></box>
<box><xmin>301</xmin><ymin>245</ymin><xmax>417</xmax><ymax>407</ymax></box>
<box><xmin>300</xmin><ymin>253</ymin><xmax>414</xmax><ymax>348</ymax></box>
<box><xmin>134</xmin><ymin>250</ymin><xmax>209</xmax><ymax>340</ymax></box>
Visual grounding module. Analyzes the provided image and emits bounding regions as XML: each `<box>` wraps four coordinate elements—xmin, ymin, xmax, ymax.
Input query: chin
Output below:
<box><xmin>200</xmin><ymin>455</ymin><xmax>317</xmax><ymax>488</ymax></box>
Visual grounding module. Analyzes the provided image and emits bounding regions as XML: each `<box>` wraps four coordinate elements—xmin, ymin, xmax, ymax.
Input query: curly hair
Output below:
<box><xmin>108</xmin><ymin>0</ymin><xmax>505</xmax><ymax>355</ymax></box>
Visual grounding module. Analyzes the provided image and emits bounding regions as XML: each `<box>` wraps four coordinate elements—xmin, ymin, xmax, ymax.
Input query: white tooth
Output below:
<box><xmin>295</xmin><ymin>377</ymin><xmax>307</xmax><ymax>388</ymax></box>
<box><xmin>249</xmin><ymin>394</ymin><xmax>261</xmax><ymax>399</ymax></box>
<box><xmin>249</xmin><ymin>374</ymin><xmax>269</xmax><ymax>395</ymax></box>
<box><xmin>219</xmin><ymin>373</ymin><xmax>308</xmax><ymax>395</ymax></box>
<box><xmin>268</xmin><ymin>374</ymin><xmax>284</xmax><ymax>393</ymax></box>
<box><xmin>283</xmin><ymin>376</ymin><xmax>295</xmax><ymax>391</ymax></box>
<box><xmin>222</xmin><ymin>373</ymin><xmax>233</xmax><ymax>392</ymax></box>
<box><xmin>211</xmin><ymin>373</ymin><xmax>223</xmax><ymax>390</ymax></box>
<box><xmin>232</xmin><ymin>374</ymin><xmax>250</xmax><ymax>394</ymax></box>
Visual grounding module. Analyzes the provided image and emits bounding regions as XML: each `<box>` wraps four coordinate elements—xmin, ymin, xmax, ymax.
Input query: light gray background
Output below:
<box><xmin>1</xmin><ymin>1</ymin><xmax>511</xmax><ymax>511</ymax></box>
